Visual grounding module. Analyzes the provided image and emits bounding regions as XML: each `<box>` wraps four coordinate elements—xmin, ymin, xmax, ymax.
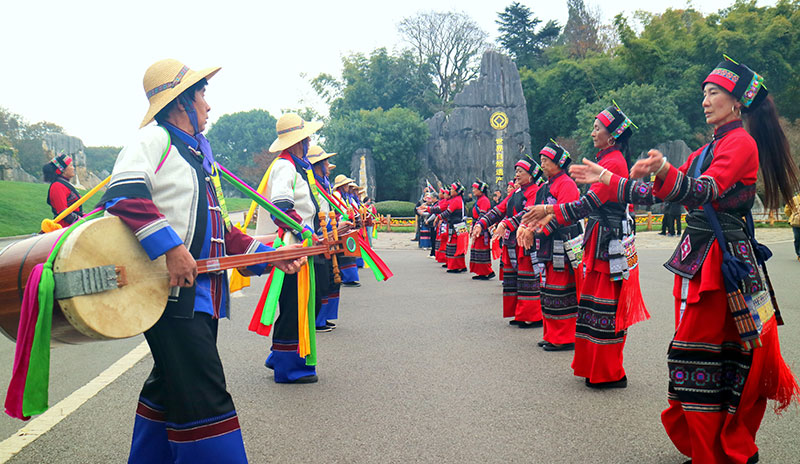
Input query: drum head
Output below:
<box><xmin>53</xmin><ymin>216</ymin><xmax>169</xmax><ymax>339</ymax></box>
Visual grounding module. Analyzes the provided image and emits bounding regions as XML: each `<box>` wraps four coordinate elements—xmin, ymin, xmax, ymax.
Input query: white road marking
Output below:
<box><xmin>0</xmin><ymin>341</ymin><xmax>150</xmax><ymax>463</ymax></box>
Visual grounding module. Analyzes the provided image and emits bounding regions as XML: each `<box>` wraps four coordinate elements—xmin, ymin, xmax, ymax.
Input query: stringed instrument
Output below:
<box><xmin>0</xmin><ymin>216</ymin><xmax>360</xmax><ymax>344</ymax></box>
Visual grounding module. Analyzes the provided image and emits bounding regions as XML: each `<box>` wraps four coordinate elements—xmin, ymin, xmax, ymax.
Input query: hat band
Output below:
<box><xmin>277</xmin><ymin>122</ymin><xmax>305</xmax><ymax>135</ymax></box>
<box><xmin>515</xmin><ymin>160</ymin><xmax>532</xmax><ymax>172</ymax></box>
<box><xmin>540</xmin><ymin>146</ymin><xmax>558</xmax><ymax>160</ymax></box>
<box><xmin>741</xmin><ymin>72</ymin><xmax>764</xmax><ymax>107</ymax></box>
<box><xmin>613</xmin><ymin>117</ymin><xmax>632</xmax><ymax>139</ymax></box>
<box><xmin>597</xmin><ymin>109</ymin><xmax>615</xmax><ymax>128</ymax></box>
<box><xmin>146</xmin><ymin>66</ymin><xmax>189</xmax><ymax>99</ymax></box>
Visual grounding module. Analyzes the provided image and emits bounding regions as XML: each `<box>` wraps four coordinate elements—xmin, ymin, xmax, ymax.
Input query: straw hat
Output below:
<box><xmin>269</xmin><ymin>113</ymin><xmax>323</xmax><ymax>153</ymax></box>
<box><xmin>333</xmin><ymin>174</ymin><xmax>354</xmax><ymax>190</ymax></box>
<box><xmin>307</xmin><ymin>145</ymin><xmax>337</xmax><ymax>165</ymax></box>
<box><xmin>140</xmin><ymin>59</ymin><xmax>220</xmax><ymax>128</ymax></box>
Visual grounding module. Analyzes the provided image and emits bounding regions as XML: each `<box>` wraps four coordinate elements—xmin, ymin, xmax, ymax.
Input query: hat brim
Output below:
<box><xmin>140</xmin><ymin>66</ymin><xmax>221</xmax><ymax>128</ymax></box>
<box><xmin>307</xmin><ymin>151</ymin><xmax>337</xmax><ymax>165</ymax></box>
<box><xmin>332</xmin><ymin>177</ymin><xmax>354</xmax><ymax>190</ymax></box>
<box><xmin>268</xmin><ymin>121</ymin><xmax>323</xmax><ymax>153</ymax></box>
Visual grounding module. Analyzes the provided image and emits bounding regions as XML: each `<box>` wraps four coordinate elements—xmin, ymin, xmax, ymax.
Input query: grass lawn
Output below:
<box><xmin>0</xmin><ymin>181</ymin><xmax>96</xmax><ymax>236</ymax></box>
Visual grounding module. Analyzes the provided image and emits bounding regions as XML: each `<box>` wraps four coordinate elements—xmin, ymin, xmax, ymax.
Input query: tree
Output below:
<box><xmin>85</xmin><ymin>146</ymin><xmax>122</xmax><ymax>173</ymax></box>
<box><xmin>398</xmin><ymin>11</ymin><xmax>488</xmax><ymax>106</ymax></box>
<box><xmin>206</xmin><ymin>109</ymin><xmax>277</xmax><ymax>185</ymax></box>
<box><xmin>520</xmin><ymin>55</ymin><xmax>630</xmax><ymax>152</ymax></box>
<box><xmin>323</xmin><ymin>107</ymin><xmax>428</xmax><ymax>200</ymax></box>
<box><xmin>311</xmin><ymin>48</ymin><xmax>438</xmax><ymax>119</ymax></box>
<box><xmin>496</xmin><ymin>2</ymin><xmax>560</xmax><ymax>68</ymax></box>
<box><xmin>560</xmin><ymin>0</ymin><xmax>602</xmax><ymax>58</ymax></box>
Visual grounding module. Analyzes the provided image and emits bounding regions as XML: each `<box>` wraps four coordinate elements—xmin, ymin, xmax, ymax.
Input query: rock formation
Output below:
<box><xmin>0</xmin><ymin>151</ymin><xmax>38</xmax><ymax>182</ymax></box>
<box><xmin>414</xmin><ymin>50</ymin><xmax>531</xmax><ymax>200</ymax></box>
<box><xmin>349</xmin><ymin>148</ymin><xmax>376</xmax><ymax>200</ymax></box>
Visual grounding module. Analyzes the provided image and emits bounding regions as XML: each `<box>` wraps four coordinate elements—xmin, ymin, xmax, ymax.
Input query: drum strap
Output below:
<box><xmin>53</xmin><ymin>265</ymin><xmax>120</xmax><ymax>299</ymax></box>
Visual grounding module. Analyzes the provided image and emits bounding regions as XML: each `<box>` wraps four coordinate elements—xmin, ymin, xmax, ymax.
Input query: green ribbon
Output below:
<box><xmin>23</xmin><ymin>210</ymin><xmax>104</xmax><ymax>416</ymax></box>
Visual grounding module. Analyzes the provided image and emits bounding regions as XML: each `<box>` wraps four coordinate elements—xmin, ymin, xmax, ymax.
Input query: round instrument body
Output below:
<box><xmin>0</xmin><ymin>216</ymin><xmax>170</xmax><ymax>344</ymax></box>
<box><xmin>54</xmin><ymin>216</ymin><xmax>169</xmax><ymax>340</ymax></box>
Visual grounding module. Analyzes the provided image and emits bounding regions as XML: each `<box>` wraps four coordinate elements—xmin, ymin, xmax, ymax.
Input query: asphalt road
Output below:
<box><xmin>1</xmin><ymin>237</ymin><xmax>799</xmax><ymax>463</ymax></box>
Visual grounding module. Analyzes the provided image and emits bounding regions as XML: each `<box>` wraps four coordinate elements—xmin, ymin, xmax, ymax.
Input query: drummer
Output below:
<box><xmin>100</xmin><ymin>59</ymin><xmax>304</xmax><ymax>464</ymax></box>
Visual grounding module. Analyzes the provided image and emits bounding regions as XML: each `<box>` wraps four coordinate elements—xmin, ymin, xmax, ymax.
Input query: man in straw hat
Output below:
<box><xmin>308</xmin><ymin>144</ymin><xmax>339</xmax><ymax>332</ymax></box>
<box><xmin>256</xmin><ymin>113</ymin><xmax>328</xmax><ymax>383</ymax></box>
<box><xmin>332</xmin><ymin>174</ymin><xmax>361</xmax><ymax>286</ymax></box>
<box><xmin>100</xmin><ymin>59</ymin><xmax>304</xmax><ymax>463</ymax></box>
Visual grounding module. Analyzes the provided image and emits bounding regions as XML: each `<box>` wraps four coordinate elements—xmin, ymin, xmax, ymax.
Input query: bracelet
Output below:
<box><xmin>654</xmin><ymin>157</ymin><xmax>669</xmax><ymax>177</ymax></box>
<box><xmin>599</xmin><ymin>168</ymin><xmax>609</xmax><ymax>184</ymax></box>
<box><xmin>519</xmin><ymin>223</ymin><xmax>529</xmax><ymax>230</ymax></box>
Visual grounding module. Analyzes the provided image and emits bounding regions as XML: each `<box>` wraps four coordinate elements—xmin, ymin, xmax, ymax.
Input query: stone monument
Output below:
<box><xmin>415</xmin><ymin>50</ymin><xmax>531</xmax><ymax>200</ymax></box>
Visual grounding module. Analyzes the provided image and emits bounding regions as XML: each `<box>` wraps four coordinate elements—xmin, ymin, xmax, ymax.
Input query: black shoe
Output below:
<box><xmin>441</xmin><ymin>264</ymin><xmax>448</xmax><ymax>268</ymax></box>
<box><xmin>658</xmin><ymin>232</ymin><xmax>666</xmax><ymax>235</ymax></box>
<box><xmin>543</xmin><ymin>342</ymin><xmax>575</xmax><ymax>352</ymax></box>
<box><xmin>518</xmin><ymin>320</ymin><xmax>543</xmax><ymax>329</ymax></box>
<box><xmin>316</xmin><ymin>325</ymin><xmax>333</xmax><ymax>333</ymax></box>
<box><xmin>326</xmin><ymin>321</ymin><xmax>336</xmax><ymax>328</ymax></box>
<box><xmin>537</xmin><ymin>340</ymin><xmax>548</xmax><ymax>347</ymax></box>
<box><xmin>472</xmin><ymin>275</ymin><xmax>484</xmax><ymax>280</ymax></box>
<box><xmin>343</xmin><ymin>282</ymin><xmax>361</xmax><ymax>287</ymax></box>
<box><xmin>486</xmin><ymin>272</ymin><xmax>496</xmax><ymax>279</ymax></box>
<box><xmin>586</xmin><ymin>375</ymin><xmax>627</xmax><ymax>389</ymax></box>
<box><xmin>509</xmin><ymin>320</ymin><xmax>521</xmax><ymax>326</ymax></box>
<box><xmin>455</xmin><ymin>268</ymin><xmax>467</xmax><ymax>273</ymax></box>
<box><xmin>288</xmin><ymin>374</ymin><xmax>319</xmax><ymax>384</ymax></box>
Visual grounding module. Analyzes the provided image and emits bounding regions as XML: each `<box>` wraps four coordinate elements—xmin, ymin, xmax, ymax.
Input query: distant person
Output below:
<box><xmin>787</xmin><ymin>192</ymin><xmax>800</xmax><ymax>262</ymax></box>
<box><xmin>659</xmin><ymin>202</ymin><xmax>672</xmax><ymax>236</ymax></box>
<box><xmin>668</xmin><ymin>200</ymin><xmax>683</xmax><ymax>236</ymax></box>
<box><xmin>43</xmin><ymin>153</ymin><xmax>82</xmax><ymax>227</ymax></box>
<box><xmin>491</xmin><ymin>188</ymin><xmax>502</xmax><ymax>206</ymax></box>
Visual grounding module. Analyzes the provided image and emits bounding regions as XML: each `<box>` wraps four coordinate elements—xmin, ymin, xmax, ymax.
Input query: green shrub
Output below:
<box><xmin>375</xmin><ymin>200</ymin><xmax>416</xmax><ymax>217</ymax></box>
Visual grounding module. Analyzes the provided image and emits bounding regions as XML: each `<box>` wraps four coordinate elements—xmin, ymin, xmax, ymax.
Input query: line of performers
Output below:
<box><xmin>253</xmin><ymin>124</ymin><xmax>379</xmax><ymax>381</ymax></box>
<box><xmin>418</xmin><ymin>56</ymin><xmax>800</xmax><ymax>464</ymax></box>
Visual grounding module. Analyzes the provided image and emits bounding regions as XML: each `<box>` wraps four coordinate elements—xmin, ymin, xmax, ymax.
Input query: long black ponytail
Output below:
<box><xmin>744</xmin><ymin>96</ymin><xmax>800</xmax><ymax>210</ymax></box>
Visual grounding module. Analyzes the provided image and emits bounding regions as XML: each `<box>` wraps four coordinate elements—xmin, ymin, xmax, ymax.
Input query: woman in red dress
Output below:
<box><xmin>518</xmin><ymin>141</ymin><xmax>582</xmax><ymax>351</ymax></box>
<box><xmin>469</xmin><ymin>180</ymin><xmax>494</xmax><ymax>280</ymax></box>
<box><xmin>43</xmin><ymin>153</ymin><xmax>82</xmax><ymax>227</ymax></box>
<box><xmin>570</xmin><ymin>57</ymin><xmax>800</xmax><ymax>463</ymax></box>
<box><xmin>474</xmin><ymin>157</ymin><xmax>544</xmax><ymax>327</ymax></box>
<box><xmin>525</xmin><ymin>104</ymin><xmax>645</xmax><ymax>388</ymax></box>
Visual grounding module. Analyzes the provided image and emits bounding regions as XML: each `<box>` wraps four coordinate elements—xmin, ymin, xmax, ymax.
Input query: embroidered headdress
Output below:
<box><xmin>703</xmin><ymin>55</ymin><xmax>768</xmax><ymax>111</ymax></box>
<box><xmin>597</xmin><ymin>102</ymin><xmax>636</xmax><ymax>141</ymax></box>
<box><xmin>539</xmin><ymin>139</ymin><xmax>572</xmax><ymax>169</ymax></box>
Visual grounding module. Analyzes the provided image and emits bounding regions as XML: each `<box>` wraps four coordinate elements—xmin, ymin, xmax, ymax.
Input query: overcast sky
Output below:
<box><xmin>1</xmin><ymin>0</ymin><xmax>760</xmax><ymax>147</ymax></box>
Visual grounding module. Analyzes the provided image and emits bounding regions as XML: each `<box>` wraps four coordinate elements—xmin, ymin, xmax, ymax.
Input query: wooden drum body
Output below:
<box><xmin>0</xmin><ymin>217</ymin><xmax>170</xmax><ymax>344</ymax></box>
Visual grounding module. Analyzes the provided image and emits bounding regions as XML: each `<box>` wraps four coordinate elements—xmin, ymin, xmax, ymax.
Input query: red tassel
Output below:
<box><xmin>455</xmin><ymin>233</ymin><xmax>468</xmax><ymax>256</ymax></box>
<box><xmin>491</xmin><ymin>239</ymin><xmax>501</xmax><ymax>260</ymax></box>
<box><xmin>615</xmin><ymin>265</ymin><xmax>650</xmax><ymax>332</ymax></box>
<box><xmin>759</xmin><ymin>321</ymin><xmax>800</xmax><ymax>413</ymax></box>
<box><xmin>356</xmin><ymin>234</ymin><xmax>393</xmax><ymax>280</ymax></box>
<box><xmin>247</xmin><ymin>272</ymin><xmax>273</xmax><ymax>336</ymax></box>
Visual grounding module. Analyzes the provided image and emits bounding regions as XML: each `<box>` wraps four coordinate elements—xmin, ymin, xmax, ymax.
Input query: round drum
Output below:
<box><xmin>0</xmin><ymin>216</ymin><xmax>170</xmax><ymax>345</ymax></box>
<box><xmin>54</xmin><ymin>216</ymin><xmax>169</xmax><ymax>340</ymax></box>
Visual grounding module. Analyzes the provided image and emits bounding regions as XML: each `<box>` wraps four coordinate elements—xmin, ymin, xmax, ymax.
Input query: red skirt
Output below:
<box><xmin>571</xmin><ymin>228</ymin><xmax>626</xmax><ymax>383</ymax></box>
<box><xmin>469</xmin><ymin>234</ymin><xmax>493</xmax><ymax>276</ymax></box>
<box><xmin>661</xmin><ymin>242</ymin><xmax>798</xmax><ymax>463</ymax></box>
<box><xmin>541</xmin><ymin>261</ymin><xmax>578</xmax><ymax>345</ymax></box>
<box><xmin>435</xmin><ymin>231</ymin><xmax>448</xmax><ymax>263</ymax></box>
<box><xmin>501</xmin><ymin>245</ymin><xmax>541</xmax><ymax>322</ymax></box>
<box><xmin>445</xmin><ymin>232</ymin><xmax>466</xmax><ymax>270</ymax></box>
<box><xmin>501</xmin><ymin>245</ymin><xmax>516</xmax><ymax>318</ymax></box>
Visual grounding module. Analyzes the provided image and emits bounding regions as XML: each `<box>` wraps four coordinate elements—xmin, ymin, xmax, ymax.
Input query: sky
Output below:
<box><xmin>0</xmin><ymin>0</ymin><xmax>762</xmax><ymax>147</ymax></box>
